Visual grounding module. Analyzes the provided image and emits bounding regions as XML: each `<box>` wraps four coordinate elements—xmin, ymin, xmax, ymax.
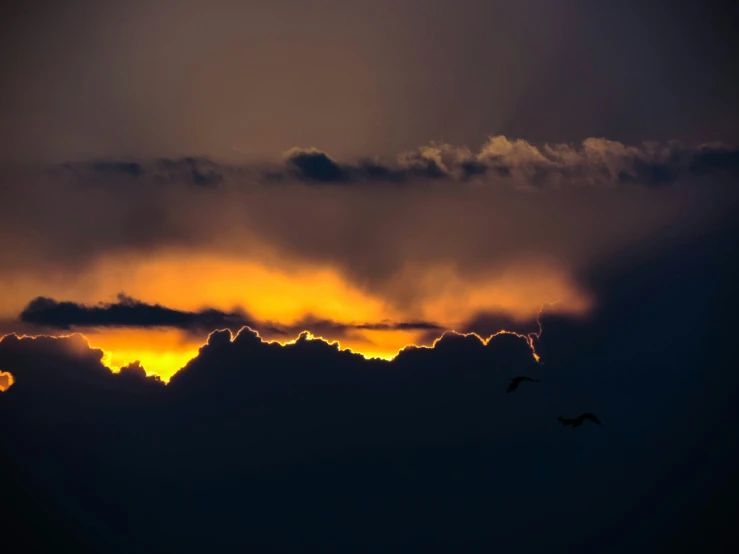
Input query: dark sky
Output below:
<box><xmin>2</xmin><ymin>0</ymin><xmax>738</xmax><ymax>162</ymax></box>
<box><xmin>1</xmin><ymin>2</ymin><xmax>738</xmax><ymax>553</ymax></box>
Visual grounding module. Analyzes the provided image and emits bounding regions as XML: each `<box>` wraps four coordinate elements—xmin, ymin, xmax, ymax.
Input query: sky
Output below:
<box><xmin>1</xmin><ymin>1</ymin><xmax>738</xmax><ymax>552</ymax></box>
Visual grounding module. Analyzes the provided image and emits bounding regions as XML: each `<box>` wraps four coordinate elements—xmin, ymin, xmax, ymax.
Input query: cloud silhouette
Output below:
<box><xmin>275</xmin><ymin>138</ymin><xmax>739</xmax><ymax>187</ymax></box>
<box><xmin>61</xmin><ymin>156</ymin><xmax>227</xmax><ymax>186</ymax></box>
<box><xmin>87</xmin><ymin>161</ymin><xmax>144</xmax><ymax>178</ymax></box>
<box><xmin>284</xmin><ymin>148</ymin><xmax>351</xmax><ymax>183</ymax></box>
<box><xmin>264</xmin><ymin>315</ymin><xmax>445</xmax><ymax>339</ymax></box>
<box><xmin>19</xmin><ymin>294</ymin><xmax>256</xmax><ymax>333</ymax></box>
<box><xmin>17</xmin><ymin>295</ymin><xmax>445</xmax><ymax>344</ymax></box>
<box><xmin>1</xmin><ymin>214</ymin><xmax>738</xmax><ymax>552</ymax></box>
<box><xmin>1</xmin><ymin>138</ymin><xmax>737</xmax><ymax>554</ymax></box>
<box><xmin>62</xmin><ymin>137</ymin><xmax>724</xmax><ymax>188</ymax></box>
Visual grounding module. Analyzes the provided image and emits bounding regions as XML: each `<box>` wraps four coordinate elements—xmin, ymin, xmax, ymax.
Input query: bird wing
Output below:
<box><xmin>557</xmin><ymin>417</ymin><xmax>572</xmax><ymax>426</ymax></box>
<box><xmin>506</xmin><ymin>381</ymin><xmax>518</xmax><ymax>392</ymax></box>
<box><xmin>583</xmin><ymin>413</ymin><xmax>601</xmax><ymax>425</ymax></box>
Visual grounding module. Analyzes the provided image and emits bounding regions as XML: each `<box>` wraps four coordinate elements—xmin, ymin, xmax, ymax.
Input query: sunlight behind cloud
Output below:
<box><xmin>0</xmin><ymin>250</ymin><xmax>592</xmax><ymax>379</ymax></box>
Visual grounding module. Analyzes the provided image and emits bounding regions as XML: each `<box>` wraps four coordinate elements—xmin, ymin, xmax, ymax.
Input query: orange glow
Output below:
<box><xmin>0</xmin><ymin>370</ymin><xmax>14</xmax><ymax>392</ymax></box>
<box><xmin>82</xmin><ymin>327</ymin><xmax>430</xmax><ymax>380</ymax></box>
<box><xmin>0</xmin><ymin>321</ymin><xmax>544</xmax><ymax>386</ymax></box>
<box><xmin>0</xmin><ymin>250</ymin><xmax>590</xmax><ymax>380</ymax></box>
<box><xmin>0</xmin><ymin>251</ymin><xmax>393</xmax><ymax>325</ymax></box>
<box><xmin>393</xmin><ymin>263</ymin><xmax>591</xmax><ymax>323</ymax></box>
<box><xmin>80</xmin><ymin>328</ymin><xmax>204</xmax><ymax>377</ymax></box>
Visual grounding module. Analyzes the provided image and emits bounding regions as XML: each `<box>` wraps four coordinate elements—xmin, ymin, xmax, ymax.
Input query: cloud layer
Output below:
<box><xmin>20</xmin><ymin>294</ymin><xmax>257</xmax><ymax>333</ymax></box>
<box><xmin>2</xmin><ymin>214</ymin><xmax>737</xmax><ymax>552</ymax></box>
<box><xmin>58</xmin><ymin>137</ymin><xmax>739</xmax><ymax>188</ymax></box>
<box><xmin>17</xmin><ymin>294</ymin><xmax>445</xmax><ymax>347</ymax></box>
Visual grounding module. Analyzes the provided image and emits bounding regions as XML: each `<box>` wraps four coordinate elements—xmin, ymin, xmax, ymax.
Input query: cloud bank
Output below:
<box><xmin>1</xmin><ymin>214</ymin><xmax>737</xmax><ymax>552</ymax></box>
<box><xmin>17</xmin><ymin>294</ymin><xmax>445</xmax><ymax>346</ymax></box>
<box><xmin>57</xmin><ymin>137</ymin><xmax>739</xmax><ymax>188</ymax></box>
<box><xmin>19</xmin><ymin>294</ymin><xmax>257</xmax><ymax>333</ymax></box>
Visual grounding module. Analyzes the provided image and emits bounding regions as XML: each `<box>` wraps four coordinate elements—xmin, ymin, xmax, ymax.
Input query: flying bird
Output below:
<box><xmin>558</xmin><ymin>413</ymin><xmax>601</xmax><ymax>427</ymax></box>
<box><xmin>506</xmin><ymin>376</ymin><xmax>540</xmax><ymax>393</ymax></box>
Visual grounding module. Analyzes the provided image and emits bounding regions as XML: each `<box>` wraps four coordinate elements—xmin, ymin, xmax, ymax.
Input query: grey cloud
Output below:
<box><xmin>57</xmin><ymin>138</ymin><xmax>739</xmax><ymax>189</ymax></box>
<box><xmin>61</xmin><ymin>156</ymin><xmax>229</xmax><ymax>187</ymax></box>
<box><xmin>20</xmin><ymin>294</ymin><xmax>257</xmax><ymax>334</ymax></box>
<box><xmin>275</xmin><ymin>138</ymin><xmax>739</xmax><ymax>187</ymax></box>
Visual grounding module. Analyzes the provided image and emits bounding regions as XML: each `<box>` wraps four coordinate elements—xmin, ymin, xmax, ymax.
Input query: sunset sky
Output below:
<box><xmin>1</xmin><ymin>1</ymin><xmax>738</xmax><ymax>552</ymax></box>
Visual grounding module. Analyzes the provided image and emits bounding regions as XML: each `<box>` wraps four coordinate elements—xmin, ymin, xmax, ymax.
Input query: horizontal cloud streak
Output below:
<box><xmin>399</xmin><ymin>138</ymin><xmax>739</xmax><ymax>187</ymax></box>
<box><xmin>20</xmin><ymin>294</ymin><xmax>257</xmax><ymax>333</ymax></box>
<box><xmin>60</xmin><ymin>156</ymin><xmax>230</xmax><ymax>187</ymax></box>
<box><xmin>57</xmin><ymin>137</ymin><xmax>739</xmax><ymax>189</ymax></box>
<box><xmin>18</xmin><ymin>295</ymin><xmax>444</xmax><ymax>339</ymax></box>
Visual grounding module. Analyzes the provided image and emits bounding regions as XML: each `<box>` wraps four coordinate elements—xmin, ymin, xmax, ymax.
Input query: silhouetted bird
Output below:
<box><xmin>558</xmin><ymin>413</ymin><xmax>601</xmax><ymax>427</ymax></box>
<box><xmin>506</xmin><ymin>376</ymin><xmax>539</xmax><ymax>392</ymax></box>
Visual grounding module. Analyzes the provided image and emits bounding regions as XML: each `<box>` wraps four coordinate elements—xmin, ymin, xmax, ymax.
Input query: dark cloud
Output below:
<box><xmin>1</xmin><ymin>217</ymin><xmax>738</xmax><ymax>552</ymax></box>
<box><xmin>60</xmin><ymin>156</ymin><xmax>227</xmax><ymax>187</ymax></box>
<box><xmin>283</xmin><ymin>148</ymin><xmax>415</xmax><ymax>184</ymax></box>
<box><xmin>53</xmin><ymin>138</ymin><xmax>731</xmax><ymax>192</ymax></box>
<box><xmin>284</xmin><ymin>148</ymin><xmax>351</xmax><ymax>183</ymax></box>
<box><xmin>17</xmin><ymin>295</ymin><xmax>444</xmax><ymax>342</ymax></box>
<box><xmin>459</xmin><ymin>159</ymin><xmax>490</xmax><ymax>178</ymax></box>
<box><xmin>19</xmin><ymin>294</ymin><xmax>255</xmax><ymax>333</ymax></box>
<box><xmin>275</xmin><ymin>138</ymin><xmax>739</xmax><ymax>187</ymax></box>
<box><xmin>273</xmin><ymin>314</ymin><xmax>444</xmax><ymax>336</ymax></box>
<box><xmin>355</xmin><ymin>159</ymin><xmax>407</xmax><ymax>182</ymax></box>
<box><xmin>0</xmin><ymin>326</ymin><xmax>541</xmax><ymax>552</ymax></box>
<box><xmin>61</xmin><ymin>160</ymin><xmax>144</xmax><ymax>180</ymax></box>
<box><xmin>361</xmin><ymin>320</ymin><xmax>442</xmax><ymax>331</ymax></box>
<box><xmin>87</xmin><ymin>161</ymin><xmax>144</xmax><ymax>178</ymax></box>
<box><xmin>688</xmin><ymin>145</ymin><xmax>739</xmax><ymax>174</ymax></box>
<box><xmin>153</xmin><ymin>156</ymin><xmax>225</xmax><ymax>187</ymax></box>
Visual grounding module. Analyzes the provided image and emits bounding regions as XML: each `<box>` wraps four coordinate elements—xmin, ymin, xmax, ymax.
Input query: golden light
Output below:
<box><xmin>0</xmin><ymin>249</ymin><xmax>591</xmax><ymax>381</ymax></box>
<box><xmin>0</xmin><ymin>370</ymin><xmax>14</xmax><ymax>392</ymax></box>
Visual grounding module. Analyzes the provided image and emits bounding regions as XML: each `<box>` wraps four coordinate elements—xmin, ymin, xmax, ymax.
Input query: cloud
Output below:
<box><xmin>17</xmin><ymin>294</ymin><xmax>444</xmax><ymax>344</ymax></box>
<box><xmin>154</xmin><ymin>157</ymin><xmax>225</xmax><ymax>187</ymax></box>
<box><xmin>0</xmin><ymin>325</ymin><xmax>543</xmax><ymax>455</ymax></box>
<box><xmin>284</xmin><ymin>148</ymin><xmax>351</xmax><ymax>183</ymax></box>
<box><xmin>61</xmin><ymin>156</ymin><xmax>227</xmax><ymax>187</ymax></box>
<box><xmin>688</xmin><ymin>145</ymin><xmax>739</xmax><ymax>174</ymax></box>
<box><xmin>281</xmin><ymin>147</ymin><xmax>413</xmax><ymax>184</ymax></box>
<box><xmin>86</xmin><ymin>161</ymin><xmax>144</xmax><ymax>178</ymax></box>
<box><xmin>55</xmin><ymin>138</ymin><xmax>739</xmax><ymax>189</ymax></box>
<box><xmin>267</xmin><ymin>314</ymin><xmax>444</xmax><ymax>337</ymax></box>
<box><xmin>19</xmin><ymin>294</ymin><xmax>256</xmax><ymax>333</ymax></box>
<box><xmin>0</xmin><ymin>332</ymin><xmax>129</xmax><ymax>393</ymax></box>
<box><xmin>273</xmin><ymin>138</ymin><xmax>739</xmax><ymax>187</ymax></box>
<box><xmin>1</xmin><ymin>216</ymin><xmax>737</xmax><ymax>552</ymax></box>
